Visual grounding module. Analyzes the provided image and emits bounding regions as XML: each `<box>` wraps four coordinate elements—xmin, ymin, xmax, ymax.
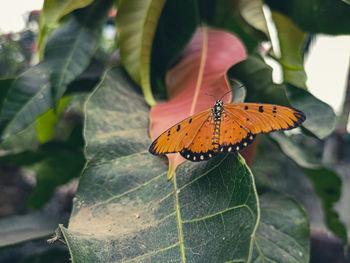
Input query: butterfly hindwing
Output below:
<box><xmin>180</xmin><ymin>115</ymin><xmax>218</xmax><ymax>161</ymax></box>
<box><xmin>218</xmin><ymin>111</ymin><xmax>256</xmax><ymax>153</ymax></box>
<box><xmin>149</xmin><ymin>109</ymin><xmax>211</xmax><ymax>155</ymax></box>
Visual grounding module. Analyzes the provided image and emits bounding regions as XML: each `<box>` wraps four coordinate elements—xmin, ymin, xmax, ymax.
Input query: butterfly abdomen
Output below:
<box><xmin>211</xmin><ymin>100</ymin><xmax>224</xmax><ymax>153</ymax></box>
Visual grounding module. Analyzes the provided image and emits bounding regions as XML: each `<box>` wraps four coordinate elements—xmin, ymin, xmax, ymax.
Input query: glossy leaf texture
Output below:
<box><xmin>228</xmin><ymin>56</ymin><xmax>336</xmax><ymax>139</ymax></box>
<box><xmin>59</xmin><ymin>66</ymin><xmax>260</xmax><ymax>262</ymax></box>
<box><xmin>38</xmin><ymin>0</ymin><xmax>94</xmax><ymax>56</ymax></box>
<box><xmin>0</xmin><ymin>63</ymin><xmax>52</xmax><ymax>139</ymax></box>
<box><xmin>116</xmin><ymin>0</ymin><xmax>167</xmax><ymax>106</ymax></box>
<box><xmin>150</xmin><ymin>27</ymin><xmax>246</xmax><ymax>177</ymax></box>
<box><xmin>271</xmin><ymin>11</ymin><xmax>308</xmax><ymax>89</ymax></box>
<box><xmin>270</xmin><ymin>132</ymin><xmax>347</xmax><ymax>245</ymax></box>
<box><xmin>265</xmin><ymin>0</ymin><xmax>350</xmax><ymax>34</ymax></box>
<box><xmin>252</xmin><ymin>191</ymin><xmax>310</xmax><ymax>263</ymax></box>
<box><xmin>43</xmin><ymin>0</ymin><xmax>114</xmax><ymax>107</ymax></box>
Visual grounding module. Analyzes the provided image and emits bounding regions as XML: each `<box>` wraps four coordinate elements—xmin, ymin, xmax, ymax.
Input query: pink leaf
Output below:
<box><xmin>149</xmin><ymin>27</ymin><xmax>247</xmax><ymax>178</ymax></box>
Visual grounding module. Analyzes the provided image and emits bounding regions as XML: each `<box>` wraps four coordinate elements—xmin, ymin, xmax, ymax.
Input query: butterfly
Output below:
<box><xmin>149</xmin><ymin>100</ymin><xmax>306</xmax><ymax>162</ymax></box>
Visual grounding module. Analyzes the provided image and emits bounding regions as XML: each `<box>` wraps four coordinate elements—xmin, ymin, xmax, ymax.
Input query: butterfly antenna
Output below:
<box><xmin>204</xmin><ymin>92</ymin><xmax>218</xmax><ymax>100</ymax></box>
<box><xmin>219</xmin><ymin>89</ymin><xmax>233</xmax><ymax>101</ymax></box>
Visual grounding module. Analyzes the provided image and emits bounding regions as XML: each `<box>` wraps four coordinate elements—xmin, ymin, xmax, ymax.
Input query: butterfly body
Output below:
<box><xmin>149</xmin><ymin>100</ymin><xmax>305</xmax><ymax>162</ymax></box>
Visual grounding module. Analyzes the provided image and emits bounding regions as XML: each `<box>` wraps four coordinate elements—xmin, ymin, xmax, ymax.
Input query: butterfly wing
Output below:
<box><xmin>149</xmin><ymin>109</ymin><xmax>211</xmax><ymax>155</ymax></box>
<box><xmin>218</xmin><ymin>103</ymin><xmax>305</xmax><ymax>152</ymax></box>
<box><xmin>179</xmin><ymin>115</ymin><xmax>217</xmax><ymax>161</ymax></box>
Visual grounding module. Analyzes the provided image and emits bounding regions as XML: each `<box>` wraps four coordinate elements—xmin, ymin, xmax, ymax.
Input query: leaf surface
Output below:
<box><xmin>60</xmin><ymin>66</ymin><xmax>260</xmax><ymax>262</ymax></box>
<box><xmin>38</xmin><ymin>0</ymin><xmax>94</xmax><ymax>55</ymax></box>
<box><xmin>150</xmin><ymin>27</ymin><xmax>246</xmax><ymax>177</ymax></box>
<box><xmin>270</xmin><ymin>132</ymin><xmax>347</xmax><ymax>245</ymax></box>
<box><xmin>252</xmin><ymin>192</ymin><xmax>310</xmax><ymax>263</ymax></box>
<box><xmin>44</xmin><ymin>0</ymin><xmax>114</xmax><ymax>107</ymax></box>
<box><xmin>272</xmin><ymin>11</ymin><xmax>307</xmax><ymax>89</ymax></box>
<box><xmin>116</xmin><ymin>0</ymin><xmax>167</xmax><ymax>105</ymax></box>
<box><xmin>0</xmin><ymin>63</ymin><xmax>52</xmax><ymax>139</ymax></box>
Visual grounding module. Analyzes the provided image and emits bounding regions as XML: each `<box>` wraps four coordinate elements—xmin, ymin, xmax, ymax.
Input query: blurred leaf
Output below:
<box><xmin>0</xmin><ymin>63</ymin><xmax>52</xmax><ymax>139</ymax></box>
<box><xmin>150</xmin><ymin>28</ymin><xmax>246</xmax><ymax>178</ymax></box>
<box><xmin>286</xmin><ymin>84</ymin><xmax>336</xmax><ymax>139</ymax></box>
<box><xmin>0</xmin><ymin>138</ymin><xmax>85</xmax><ymax>209</ymax></box>
<box><xmin>239</xmin><ymin>0</ymin><xmax>270</xmax><ymax>40</ymax></box>
<box><xmin>252</xmin><ymin>191</ymin><xmax>310</xmax><ymax>263</ymax></box>
<box><xmin>0</xmin><ymin>78</ymin><xmax>14</xmax><ymax>110</ymax></box>
<box><xmin>228</xmin><ymin>56</ymin><xmax>290</xmax><ymax>105</ymax></box>
<box><xmin>0</xmin><ymin>211</ymin><xmax>60</xmax><ymax>247</ymax></box>
<box><xmin>305</xmin><ymin>168</ymin><xmax>347</xmax><ymax>246</ymax></box>
<box><xmin>60</xmin><ymin>66</ymin><xmax>260</xmax><ymax>261</ymax></box>
<box><xmin>44</xmin><ymin>0</ymin><xmax>114</xmax><ymax>108</ymax></box>
<box><xmin>36</xmin><ymin>96</ymin><xmax>70</xmax><ymax>143</ymax></box>
<box><xmin>343</xmin><ymin>0</ymin><xmax>350</xmax><ymax>4</ymax></box>
<box><xmin>270</xmin><ymin>132</ymin><xmax>347</xmax><ymax>245</ymax></box>
<box><xmin>116</xmin><ymin>0</ymin><xmax>167</xmax><ymax>106</ymax></box>
<box><xmin>151</xmin><ymin>0</ymin><xmax>197</xmax><ymax>98</ymax></box>
<box><xmin>272</xmin><ymin>11</ymin><xmax>307</xmax><ymax>89</ymax></box>
<box><xmin>265</xmin><ymin>0</ymin><xmax>350</xmax><ymax>34</ymax></box>
<box><xmin>38</xmin><ymin>0</ymin><xmax>94</xmax><ymax>56</ymax></box>
<box><xmin>27</xmin><ymin>141</ymin><xmax>85</xmax><ymax>209</ymax></box>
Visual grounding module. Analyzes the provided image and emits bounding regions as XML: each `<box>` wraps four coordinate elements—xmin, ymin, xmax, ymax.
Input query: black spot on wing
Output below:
<box><xmin>177</xmin><ymin>124</ymin><xmax>181</xmax><ymax>131</ymax></box>
<box><xmin>180</xmin><ymin>149</ymin><xmax>217</xmax><ymax>162</ymax></box>
<box><xmin>189</xmin><ymin>118</ymin><xmax>192</xmax><ymax>124</ymax></box>
<box><xmin>258</xmin><ymin>106</ymin><xmax>264</xmax><ymax>113</ymax></box>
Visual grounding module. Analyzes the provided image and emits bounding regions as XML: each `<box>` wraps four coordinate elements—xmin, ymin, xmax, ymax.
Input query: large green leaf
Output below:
<box><xmin>116</xmin><ymin>0</ymin><xmax>167</xmax><ymax>106</ymax></box>
<box><xmin>38</xmin><ymin>0</ymin><xmax>94</xmax><ymax>56</ymax></box>
<box><xmin>0</xmin><ymin>78</ymin><xmax>13</xmax><ymax>110</ymax></box>
<box><xmin>270</xmin><ymin>132</ymin><xmax>347</xmax><ymax>245</ymax></box>
<box><xmin>0</xmin><ymin>63</ymin><xmax>51</xmax><ymax>139</ymax></box>
<box><xmin>252</xmin><ymin>191</ymin><xmax>310</xmax><ymax>263</ymax></box>
<box><xmin>265</xmin><ymin>0</ymin><xmax>350</xmax><ymax>34</ymax></box>
<box><xmin>44</xmin><ymin>0</ymin><xmax>114</xmax><ymax>107</ymax></box>
<box><xmin>59</xmin><ymin>66</ymin><xmax>260</xmax><ymax>262</ymax></box>
<box><xmin>271</xmin><ymin>11</ymin><xmax>307</xmax><ymax>89</ymax></box>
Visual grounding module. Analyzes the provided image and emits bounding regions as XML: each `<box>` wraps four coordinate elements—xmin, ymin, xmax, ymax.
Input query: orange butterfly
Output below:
<box><xmin>149</xmin><ymin>100</ymin><xmax>305</xmax><ymax>162</ymax></box>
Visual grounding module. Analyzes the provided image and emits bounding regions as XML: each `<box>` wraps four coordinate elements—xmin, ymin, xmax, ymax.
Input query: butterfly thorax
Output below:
<box><xmin>211</xmin><ymin>100</ymin><xmax>224</xmax><ymax>152</ymax></box>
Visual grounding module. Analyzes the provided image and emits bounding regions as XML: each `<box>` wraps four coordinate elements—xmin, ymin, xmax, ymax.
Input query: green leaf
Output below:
<box><xmin>44</xmin><ymin>0</ymin><xmax>114</xmax><ymax>107</ymax></box>
<box><xmin>265</xmin><ymin>0</ymin><xmax>350</xmax><ymax>34</ymax></box>
<box><xmin>36</xmin><ymin>96</ymin><xmax>70</xmax><ymax>143</ymax></box>
<box><xmin>228</xmin><ymin>56</ymin><xmax>290</xmax><ymax>105</ymax></box>
<box><xmin>60</xmin><ymin>66</ymin><xmax>260</xmax><ymax>262</ymax></box>
<box><xmin>151</xmin><ymin>0</ymin><xmax>196</xmax><ymax>98</ymax></box>
<box><xmin>0</xmin><ymin>211</ymin><xmax>61</xmax><ymax>247</ymax></box>
<box><xmin>38</xmin><ymin>0</ymin><xmax>94</xmax><ymax>56</ymax></box>
<box><xmin>272</xmin><ymin>11</ymin><xmax>307</xmax><ymax>89</ymax></box>
<box><xmin>270</xmin><ymin>132</ymin><xmax>347</xmax><ymax>245</ymax></box>
<box><xmin>286</xmin><ymin>84</ymin><xmax>336</xmax><ymax>139</ymax></box>
<box><xmin>116</xmin><ymin>0</ymin><xmax>167</xmax><ymax>106</ymax></box>
<box><xmin>0</xmin><ymin>140</ymin><xmax>85</xmax><ymax>209</ymax></box>
<box><xmin>0</xmin><ymin>63</ymin><xmax>52</xmax><ymax>139</ymax></box>
<box><xmin>239</xmin><ymin>0</ymin><xmax>270</xmax><ymax>40</ymax></box>
<box><xmin>0</xmin><ymin>78</ymin><xmax>14</xmax><ymax>110</ymax></box>
<box><xmin>252</xmin><ymin>191</ymin><xmax>310</xmax><ymax>263</ymax></box>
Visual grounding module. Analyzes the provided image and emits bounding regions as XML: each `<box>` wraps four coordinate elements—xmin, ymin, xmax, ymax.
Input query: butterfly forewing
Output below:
<box><xmin>223</xmin><ymin>103</ymin><xmax>305</xmax><ymax>134</ymax></box>
<box><xmin>149</xmin><ymin>109</ymin><xmax>211</xmax><ymax>155</ymax></box>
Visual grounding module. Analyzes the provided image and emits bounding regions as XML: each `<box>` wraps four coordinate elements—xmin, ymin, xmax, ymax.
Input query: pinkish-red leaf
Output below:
<box><xmin>149</xmin><ymin>27</ymin><xmax>247</xmax><ymax>177</ymax></box>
